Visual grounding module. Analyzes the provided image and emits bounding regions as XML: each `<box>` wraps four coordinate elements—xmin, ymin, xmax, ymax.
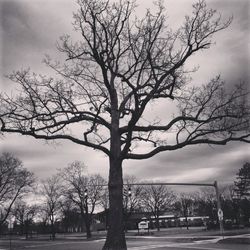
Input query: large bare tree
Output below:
<box><xmin>0</xmin><ymin>0</ymin><xmax>249</xmax><ymax>249</ymax></box>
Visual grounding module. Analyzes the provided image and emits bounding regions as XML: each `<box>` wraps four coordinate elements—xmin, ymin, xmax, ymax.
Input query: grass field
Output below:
<box><xmin>0</xmin><ymin>227</ymin><xmax>249</xmax><ymax>250</ymax></box>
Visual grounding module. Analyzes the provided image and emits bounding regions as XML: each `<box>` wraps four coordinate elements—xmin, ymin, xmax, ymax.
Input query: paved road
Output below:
<box><xmin>0</xmin><ymin>234</ymin><xmax>249</xmax><ymax>250</ymax></box>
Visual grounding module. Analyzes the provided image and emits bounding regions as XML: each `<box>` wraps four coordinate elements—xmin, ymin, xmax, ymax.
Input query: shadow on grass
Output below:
<box><xmin>218</xmin><ymin>238</ymin><xmax>250</xmax><ymax>245</ymax></box>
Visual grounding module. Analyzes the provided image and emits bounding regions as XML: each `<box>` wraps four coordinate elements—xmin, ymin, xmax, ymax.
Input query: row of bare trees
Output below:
<box><xmin>2</xmin><ymin>152</ymin><xmax>249</xmax><ymax>239</ymax></box>
<box><xmin>0</xmin><ymin>152</ymin><xmax>196</xmax><ymax>236</ymax></box>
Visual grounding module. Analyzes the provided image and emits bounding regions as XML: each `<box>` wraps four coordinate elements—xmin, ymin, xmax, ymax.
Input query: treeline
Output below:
<box><xmin>0</xmin><ymin>152</ymin><xmax>249</xmax><ymax>239</ymax></box>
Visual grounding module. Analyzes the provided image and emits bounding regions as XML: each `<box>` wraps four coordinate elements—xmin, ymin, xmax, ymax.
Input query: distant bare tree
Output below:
<box><xmin>123</xmin><ymin>176</ymin><xmax>143</xmax><ymax>231</ymax></box>
<box><xmin>175</xmin><ymin>193</ymin><xmax>195</xmax><ymax>230</ymax></box>
<box><xmin>41</xmin><ymin>175</ymin><xmax>62</xmax><ymax>240</ymax></box>
<box><xmin>60</xmin><ymin>161</ymin><xmax>106</xmax><ymax>238</ymax></box>
<box><xmin>99</xmin><ymin>186</ymin><xmax>109</xmax><ymax>230</ymax></box>
<box><xmin>1</xmin><ymin>0</ymin><xmax>249</xmax><ymax>248</ymax></box>
<box><xmin>196</xmin><ymin>187</ymin><xmax>217</xmax><ymax>221</ymax></box>
<box><xmin>141</xmin><ymin>185</ymin><xmax>175</xmax><ymax>231</ymax></box>
<box><xmin>12</xmin><ymin>200</ymin><xmax>37</xmax><ymax>239</ymax></box>
<box><xmin>59</xmin><ymin>198</ymin><xmax>79</xmax><ymax>233</ymax></box>
<box><xmin>0</xmin><ymin>153</ymin><xmax>35</xmax><ymax>227</ymax></box>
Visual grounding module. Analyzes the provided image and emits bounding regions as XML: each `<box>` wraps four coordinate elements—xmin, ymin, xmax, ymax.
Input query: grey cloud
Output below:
<box><xmin>0</xmin><ymin>0</ymin><xmax>76</xmax><ymax>90</ymax></box>
<box><xmin>124</xmin><ymin>142</ymin><xmax>250</xmax><ymax>184</ymax></box>
<box><xmin>211</xmin><ymin>0</ymin><xmax>249</xmax><ymax>87</ymax></box>
<box><xmin>1</xmin><ymin>1</ymin><xmax>43</xmax><ymax>63</ymax></box>
<box><xmin>0</xmin><ymin>133</ymin><xmax>109</xmax><ymax>179</ymax></box>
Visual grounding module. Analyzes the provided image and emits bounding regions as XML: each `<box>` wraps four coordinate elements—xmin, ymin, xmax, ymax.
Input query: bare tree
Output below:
<box><xmin>41</xmin><ymin>175</ymin><xmax>62</xmax><ymax>240</ymax></box>
<box><xmin>60</xmin><ymin>161</ymin><xmax>106</xmax><ymax>238</ymax></box>
<box><xmin>175</xmin><ymin>193</ymin><xmax>195</xmax><ymax>230</ymax></box>
<box><xmin>59</xmin><ymin>197</ymin><xmax>80</xmax><ymax>233</ymax></box>
<box><xmin>141</xmin><ymin>185</ymin><xmax>175</xmax><ymax>231</ymax></box>
<box><xmin>12</xmin><ymin>200</ymin><xmax>37</xmax><ymax>239</ymax></box>
<box><xmin>0</xmin><ymin>153</ymin><xmax>35</xmax><ymax>227</ymax></box>
<box><xmin>123</xmin><ymin>176</ymin><xmax>143</xmax><ymax>231</ymax></box>
<box><xmin>99</xmin><ymin>186</ymin><xmax>109</xmax><ymax>230</ymax></box>
<box><xmin>195</xmin><ymin>187</ymin><xmax>217</xmax><ymax>222</ymax></box>
<box><xmin>0</xmin><ymin>0</ymin><xmax>249</xmax><ymax>248</ymax></box>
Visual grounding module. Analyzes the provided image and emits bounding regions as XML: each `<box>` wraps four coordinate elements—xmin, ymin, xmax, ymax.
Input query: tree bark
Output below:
<box><xmin>102</xmin><ymin>105</ymin><xmax>126</xmax><ymax>249</ymax></box>
<box><xmin>102</xmin><ymin>90</ymin><xmax>127</xmax><ymax>249</ymax></box>
<box><xmin>85</xmin><ymin>213</ymin><xmax>92</xmax><ymax>239</ymax></box>
<box><xmin>102</xmin><ymin>157</ymin><xmax>126</xmax><ymax>250</ymax></box>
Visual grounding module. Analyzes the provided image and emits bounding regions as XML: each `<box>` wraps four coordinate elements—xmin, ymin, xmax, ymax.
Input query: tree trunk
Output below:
<box><xmin>156</xmin><ymin>217</ymin><xmax>160</xmax><ymax>232</ymax></box>
<box><xmin>20</xmin><ymin>222</ymin><xmax>24</xmax><ymax>236</ymax></box>
<box><xmin>102</xmin><ymin>156</ymin><xmax>126</xmax><ymax>249</ymax></box>
<box><xmin>156</xmin><ymin>210</ymin><xmax>160</xmax><ymax>231</ymax></box>
<box><xmin>85</xmin><ymin>213</ymin><xmax>92</xmax><ymax>239</ymax></box>
<box><xmin>51</xmin><ymin>221</ymin><xmax>55</xmax><ymax>240</ymax></box>
<box><xmin>25</xmin><ymin>221</ymin><xmax>28</xmax><ymax>239</ymax></box>
<box><xmin>102</xmin><ymin>96</ymin><xmax>126</xmax><ymax>250</ymax></box>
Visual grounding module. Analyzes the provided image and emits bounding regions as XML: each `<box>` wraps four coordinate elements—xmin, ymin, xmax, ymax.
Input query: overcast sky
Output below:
<box><xmin>0</xmin><ymin>0</ymin><xmax>249</xmax><ymax>189</ymax></box>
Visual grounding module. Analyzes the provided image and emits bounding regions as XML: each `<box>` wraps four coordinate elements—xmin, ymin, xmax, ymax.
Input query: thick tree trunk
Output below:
<box><xmin>102</xmin><ymin>127</ymin><xmax>126</xmax><ymax>248</ymax></box>
<box><xmin>102</xmin><ymin>158</ymin><xmax>126</xmax><ymax>250</ymax></box>
<box><xmin>102</xmin><ymin>93</ymin><xmax>127</xmax><ymax>250</ymax></box>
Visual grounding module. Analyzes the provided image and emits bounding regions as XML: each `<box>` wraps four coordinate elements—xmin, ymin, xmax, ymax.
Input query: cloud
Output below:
<box><xmin>0</xmin><ymin>0</ymin><xmax>76</xmax><ymax>91</ymax></box>
<box><xmin>123</xmin><ymin>142</ymin><xmax>250</xmax><ymax>185</ymax></box>
<box><xmin>1</xmin><ymin>133</ymin><xmax>109</xmax><ymax>180</ymax></box>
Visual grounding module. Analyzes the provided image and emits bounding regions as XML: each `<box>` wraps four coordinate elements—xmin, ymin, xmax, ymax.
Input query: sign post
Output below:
<box><xmin>138</xmin><ymin>221</ymin><xmax>149</xmax><ymax>235</ymax></box>
<box><xmin>217</xmin><ymin>208</ymin><xmax>223</xmax><ymax>221</ymax></box>
<box><xmin>214</xmin><ymin>181</ymin><xmax>224</xmax><ymax>239</ymax></box>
